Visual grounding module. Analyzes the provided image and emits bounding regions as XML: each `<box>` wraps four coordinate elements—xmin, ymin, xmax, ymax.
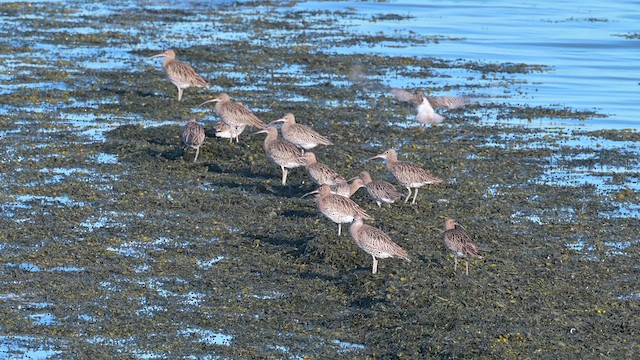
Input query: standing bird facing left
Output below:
<box><xmin>390</xmin><ymin>88</ymin><xmax>466</xmax><ymax>124</ymax></box>
<box><xmin>268</xmin><ymin>113</ymin><xmax>332</xmax><ymax>154</ymax></box>
<box><xmin>368</xmin><ymin>148</ymin><xmax>443</xmax><ymax>205</ymax></box>
<box><xmin>299</xmin><ymin>152</ymin><xmax>343</xmax><ymax>186</ymax></box>
<box><xmin>349</xmin><ymin>216</ymin><xmax>410</xmax><ymax>274</ymax></box>
<box><xmin>443</xmin><ymin>218</ymin><xmax>483</xmax><ymax>275</ymax></box>
<box><xmin>200</xmin><ymin>93</ymin><xmax>266</xmax><ymax>143</ymax></box>
<box><xmin>254</xmin><ymin>126</ymin><xmax>305</xmax><ymax>185</ymax></box>
<box><xmin>149</xmin><ymin>49</ymin><xmax>209</xmax><ymax>101</ymax></box>
<box><xmin>182</xmin><ymin>118</ymin><xmax>206</xmax><ymax>162</ymax></box>
<box><xmin>303</xmin><ymin>184</ymin><xmax>371</xmax><ymax>236</ymax></box>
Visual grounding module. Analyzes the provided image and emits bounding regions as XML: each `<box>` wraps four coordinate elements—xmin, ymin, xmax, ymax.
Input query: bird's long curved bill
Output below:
<box><xmin>266</xmin><ymin>119</ymin><xmax>286</xmax><ymax>127</ymax></box>
<box><xmin>148</xmin><ymin>53</ymin><xmax>166</xmax><ymax>59</ymax></box>
<box><xmin>365</xmin><ymin>155</ymin><xmax>383</xmax><ymax>162</ymax></box>
<box><xmin>251</xmin><ymin>129</ymin><xmax>267</xmax><ymax>136</ymax></box>
<box><xmin>301</xmin><ymin>189</ymin><xmax>319</xmax><ymax>198</ymax></box>
<box><xmin>198</xmin><ymin>99</ymin><xmax>219</xmax><ymax>107</ymax></box>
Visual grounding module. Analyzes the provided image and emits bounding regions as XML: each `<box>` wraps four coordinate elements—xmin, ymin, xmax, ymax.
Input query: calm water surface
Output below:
<box><xmin>331</xmin><ymin>0</ymin><xmax>639</xmax><ymax>129</ymax></box>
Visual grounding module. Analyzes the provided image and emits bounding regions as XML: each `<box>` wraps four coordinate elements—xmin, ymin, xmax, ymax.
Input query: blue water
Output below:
<box><xmin>319</xmin><ymin>0</ymin><xmax>638</xmax><ymax>129</ymax></box>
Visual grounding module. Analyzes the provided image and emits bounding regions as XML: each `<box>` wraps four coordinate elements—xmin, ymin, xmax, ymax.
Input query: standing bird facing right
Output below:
<box><xmin>443</xmin><ymin>218</ymin><xmax>483</xmax><ymax>275</ymax></box>
<box><xmin>200</xmin><ymin>93</ymin><xmax>266</xmax><ymax>143</ymax></box>
<box><xmin>390</xmin><ymin>88</ymin><xmax>466</xmax><ymax>124</ymax></box>
<box><xmin>349</xmin><ymin>216</ymin><xmax>410</xmax><ymax>274</ymax></box>
<box><xmin>368</xmin><ymin>149</ymin><xmax>443</xmax><ymax>205</ymax></box>
<box><xmin>149</xmin><ymin>49</ymin><xmax>209</xmax><ymax>101</ymax></box>
<box><xmin>269</xmin><ymin>113</ymin><xmax>332</xmax><ymax>154</ymax></box>
<box><xmin>182</xmin><ymin>118</ymin><xmax>206</xmax><ymax>162</ymax></box>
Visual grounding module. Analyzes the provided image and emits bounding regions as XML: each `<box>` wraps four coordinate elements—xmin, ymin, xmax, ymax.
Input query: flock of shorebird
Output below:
<box><xmin>149</xmin><ymin>49</ymin><xmax>483</xmax><ymax>275</ymax></box>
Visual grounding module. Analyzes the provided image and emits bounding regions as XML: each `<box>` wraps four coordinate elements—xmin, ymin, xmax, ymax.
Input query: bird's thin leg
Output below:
<box><xmin>372</xmin><ymin>256</ymin><xmax>378</xmax><ymax>274</ymax></box>
<box><xmin>404</xmin><ymin>187</ymin><xmax>412</xmax><ymax>203</ymax></box>
<box><xmin>178</xmin><ymin>87</ymin><xmax>183</xmax><ymax>101</ymax></box>
<box><xmin>193</xmin><ymin>147</ymin><xmax>200</xmax><ymax>163</ymax></box>
<box><xmin>281</xmin><ymin>167</ymin><xmax>288</xmax><ymax>185</ymax></box>
<box><xmin>338</xmin><ymin>223</ymin><xmax>342</xmax><ymax>236</ymax></box>
<box><xmin>411</xmin><ymin>188</ymin><xmax>419</xmax><ymax>205</ymax></box>
<box><xmin>465</xmin><ymin>260</ymin><xmax>469</xmax><ymax>276</ymax></box>
<box><xmin>454</xmin><ymin>257</ymin><xmax>458</xmax><ymax>272</ymax></box>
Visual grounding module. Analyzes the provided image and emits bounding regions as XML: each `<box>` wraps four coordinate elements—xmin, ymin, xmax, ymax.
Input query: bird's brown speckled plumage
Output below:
<box><xmin>358</xmin><ymin>171</ymin><xmax>404</xmax><ymax>207</ymax></box>
<box><xmin>149</xmin><ymin>49</ymin><xmax>208</xmax><ymax>101</ymax></box>
<box><xmin>214</xmin><ymin>121</ymin><xmax>246</xmax><ymax>141</ymax></box>
<box><xmin>368</xmin><ymin>149</ymin><xmax>443</xmax><ymax>205</ymax></box>
<box><xmin>270</xmin><ymin>113</ymin><xmax>332</xmax><ymax>152</ymax></box>
<box><xmin>443</xmin><ymin>218</ymin><xmax>482</xmax><ymax>275</ymax></box>
<box><xmin>311</xmin><ymin>184</ymin><xmax>371</xmax><ymax>236</ymax></box>
<box><xmin>200</xmin><ymin>93</ymin><xmax>266</xmax><ymax>142</ymax></box>
<box><xmin>300</xmin><ymin>152</ymin><xmax>343</xmax><ymax>186</ymax></box>
<box><xmin>330</xmin><ymin>177</ymin><xmax>365</xmax><ymax>198</ymax></box>
<box><xmin>181</xmin><ymin>118</ymin><xmax>205</xmax><ymax>162</ymax></box>
<box><xmin>349</xmin><ymin>216</ymin><xmax>410</xmax><ymax>274</ymax></box>
<box><xmin>255</xmin><ymin>127</ymin><xmax>305</xmax><ymax>185</ymax></box>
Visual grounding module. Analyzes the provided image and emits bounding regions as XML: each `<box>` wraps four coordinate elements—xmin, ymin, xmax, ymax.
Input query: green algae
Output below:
<box><xmin>0</xmin><ymin>0</ymin><xmax>638</xmax><ymax>359</ymax></box>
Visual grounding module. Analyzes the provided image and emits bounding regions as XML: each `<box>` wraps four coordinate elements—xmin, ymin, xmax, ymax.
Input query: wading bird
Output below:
<box><xmin>368</xmin><ymin>149</ymin><xmax>443</xmax><ymax>205</ymax></box>
<box><xmin>254</xmin><ymin>126</ymin><xmax>305</xmax><ymax>185</ymax></box>
<box><xmin>443</xmin><ymin>218</ymin><xmax>482</xmax><ymax>275</ymax></box>
<box><xmin>303</xmin><ymin>184</ymin><xmax>371</xmax><ymax>236</ymax></box>
<box><xmin>200</xmin><ymin>93</ymin><xmax>266</xmax><ymax>143</ymax></box>
<box><xmin>349</xmin><ymin>216</ymin><xmax>410</xmax><ymax>274</ymax></box>
<box><xmin>357</xmin><ymin>171</ymin><xmax>404</xmax><ymax>207</ymax></box>
<box><xmin>149</xmin><ymin>49</ymin><xmax>209</xmax><ymax>101</ymax></box>
<box><xmin>182</xmin><ymin>118</ymin><xmax>205</xmax><ymax>162</ymax></box>
<box><xmin>269</xmin><ymin>113</ymin><xmax>332</xmax><ymax>153</ymax></box>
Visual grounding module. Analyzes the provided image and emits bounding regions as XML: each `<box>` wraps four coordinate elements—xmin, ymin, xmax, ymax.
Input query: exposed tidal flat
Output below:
<box><xmin>0</xmin><ymin>0</ymin><xmax>638</xmax><ymax>358</ymax></box>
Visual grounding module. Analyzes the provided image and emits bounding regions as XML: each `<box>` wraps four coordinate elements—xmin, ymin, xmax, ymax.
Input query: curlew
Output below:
<box><xmin>149</xmin><ymin>49</ymin><xmax>209</xmax><ymax>101</ymax></box>
<box><xmin>182</xmin><ymin>118</ymin><xmax>205</xmax><ymax>162</ymax></box>
<box><xmin>268</xmin><ymin>113</ymin><xmax>332</xmax><ymax>153</ymax></box>
<box><xmin>368</xmin><ymin>149</ymin><xmax>443</xmax><ymax>205</ymax></box>
<box><xmin>330</xmin><ymin>177</ymin><xmax>365</xmax><ymax>198</ymax></box>
<box><xmin>200</xmin><ymin>93</ymin><xmax>266</xmax><ymax>143</ymax></box>
<box><xmin>214</xmin><ymin>121</ymin><xmax>246</xmax><ymax>141</ymax></box>
<box><xmin>349</xmin><ymin>216</ymin><xmax>410</xmax><ymax>274</ymax></box>
<box><xmin>358</xmin><ymin>171</ymin><xmax>404</xmax><ymax>207</ymax></box>
<box><xmin>390</xmin><ymin>88</ymin><xmax>466</xmax><ymax>124</ymax></box>
<box><xmin>303</xmin><ymin>184</ymin><xmax>371</xmax><ymax>236</ymax></box>
<box><xmin>299</xmin><ymin>152</ymin><xmax>343</xmax><ymax>186</ymax></box>
<box><xmin>254</xmin><ymin>126</ymin><xmax>305</xmax><ymax>185</ymax></box>
<box><xmin>443</xmin><ymin>218</ymin><xmax>482</xmax><ymax>275</ymax></box>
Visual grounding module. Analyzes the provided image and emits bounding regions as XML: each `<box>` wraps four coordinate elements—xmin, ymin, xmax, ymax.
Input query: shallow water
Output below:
<box><xmin>341</xmin><ymin>0</ymin><xmax>640</xmax><ymax>129</ymax></box>
<box><xmin>0</xmin><ymin>0</ymin><xmax>639</xmax><ymax>358</ymax></box>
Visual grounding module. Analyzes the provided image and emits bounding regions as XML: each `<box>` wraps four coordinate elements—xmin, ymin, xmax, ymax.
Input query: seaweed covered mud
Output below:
<box><xmin>0</xmin><ymin>1</ymin><xmax>638</xmax><ymax>358</ymax></box>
